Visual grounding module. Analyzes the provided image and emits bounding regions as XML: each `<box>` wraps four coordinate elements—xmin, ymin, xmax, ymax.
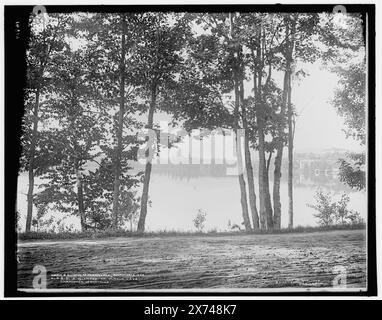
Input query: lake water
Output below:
<box><xmin>17</xmin><ymin>164</ymin><xmax>367</xmax><ymax>232</ymax></box>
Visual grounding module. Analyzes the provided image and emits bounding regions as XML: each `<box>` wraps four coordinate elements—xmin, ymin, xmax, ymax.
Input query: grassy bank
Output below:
<box><xmin>18</xmin><ymin>223</ymin><xmax>366</xmax><ymax>241</ymax></box>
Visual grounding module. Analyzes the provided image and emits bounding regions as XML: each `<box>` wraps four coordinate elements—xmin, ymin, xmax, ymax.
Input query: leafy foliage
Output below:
<box><xmin>338</xmin><ymin>153</ymin><xmax>366</xmax><ymax>191</ymax></box>
<box><xmin>332</xmin><ymin>60</ymin><xmax>366</xmax><ymax>144</ymax></box>
<box><xmin>193</xmin><ymin>209</ymin><xmax>207</xmax><ymax>232</ymax></box>
<box><xmin>322</xmin><ymin>14</ymin><xmax>366</xmax><ymax>192</ymax></box>
<box><xmin>307</xmin><ymin>189</ymin><xmax>363</xmax><ymax>226</ymax></box>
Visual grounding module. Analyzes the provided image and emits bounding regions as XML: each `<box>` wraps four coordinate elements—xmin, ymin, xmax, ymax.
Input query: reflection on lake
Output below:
<box><xmin>145</xmin><ymin>160</ymin><xmax>366</xmax><ymax>231</ymax></box>
<box><xmin>17</xmin><ymin>158</ymin><xmax>367</xmax><ymax>232</ymax></box>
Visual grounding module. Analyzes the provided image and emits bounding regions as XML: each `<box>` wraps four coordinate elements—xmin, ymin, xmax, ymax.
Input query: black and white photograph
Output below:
<box><xmin>2</xmin><ymin>2</ymin><xmax>377</xmax><ymax>297</ymax></box>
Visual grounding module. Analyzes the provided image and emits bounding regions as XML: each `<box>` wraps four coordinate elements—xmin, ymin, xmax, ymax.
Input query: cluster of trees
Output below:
<box><xmin>324</xmin><ymin>14</ymin><xmax>366</xmax><ymax>191</ymax></box>
<box><xmin>20</xmin><ymin>11</ymin><xmax>365</xmax><ymax>233</ymax></box>
<box><xmin>334</xmin><ymin>60</ymin><xmax>366</xmax><ymax>191</ymax></box>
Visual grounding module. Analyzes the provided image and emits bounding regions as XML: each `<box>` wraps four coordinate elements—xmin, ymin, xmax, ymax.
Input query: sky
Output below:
<box><xmin>287</xmin><ymin>62</ymin><xmax>364</xmax><ymax>153</ymax></box>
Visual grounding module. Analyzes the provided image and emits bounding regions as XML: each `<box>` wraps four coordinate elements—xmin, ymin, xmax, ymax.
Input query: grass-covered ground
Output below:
<box><xmin>17</xmin><ymin>228</ymin><xmax>366</xmax><ymax>290</ymax></box>
<box><xmin>18</xmin><ymin>223</ymin><xmax>366</xmax><ymax>241</ymax></box>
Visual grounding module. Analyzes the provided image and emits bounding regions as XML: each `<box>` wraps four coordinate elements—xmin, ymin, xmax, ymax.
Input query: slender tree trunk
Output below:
<box><xmin>137</xmin><ymin>84</ymin><xmax>157</xmax><ymax>233</ymax></box>
<box><xmin>235</xmin><ymin>110</ymin><xmax>252</xmax><ymax>231</ymax></box>
<box><xmin>252</xmin><ymin>67</ymin><xmax>266</xmax><ymax>231</ymax></box>
<box><xmin>258</xmin><ymin>124</ymin><xmax>274</xmax><ymax>230</ymax></box>
<box><xmin>273</xmin><ymin>70</ymin><xmax>289</xmax><ymax>230</ymax></box>
<box><xmin>230</xmin><ymin>13</ymin><xmax>252</xmax><ymax>232</ymax></box>
<box><xmin>235</xmin><ymin>129</ymin><xmax>251</xmax><ymax>232</ymax></box>
<box><xmin>266</xmin><ymin>151</ymin><xmax>273</xmax><ymax>175</ymax></box>
<box><xmin>75</xmin><ymin>162</ymin><xmax>86</xmax><ymax>232</ymax></box>
<box><xmin>254</xmin><ymin>27</ymin><xmax>273</xmax><ymax>230</ymax></box>
<box><xmin>25</xmin><ymin>89</ymin><xmax>40</xmax><ymax>232</ymax></box>
<box><xmin>112</xmin><ymin>14</ymin><xmax>126</xmax><ymax>229</ymax></box>
<box><xmin>257</xmin><ymin>124</ymin><xmax>269</xmax><ymax>229</ymax></box>
<box><xmin>273</xmin><ymin>141</ymin><xmax>283</xmax><ymax>230</ymax></box>
<box><xmin>244</xmin><ymin>131</ymin><xmax>259</xmax><ymax>230</ymax></box>
<box><xmin>287</xmin><ymin>71</ymin><xmax>294</xmax><ymax>229</ymax></box>
<box><xmin>240</xmin><ymin>81</ymin><xmax>259</xmax><ymax>230</ymax></box>
<box><xmin>287</xmin><ymin>18</ymin><xmax>296</xmax><ymax>229</ymax></box>
<box><xmin>26</xmin><ymin>169</ymin><xmax>34</xmax><ymax>232</ymax></box>
<box><xmin>264</xmin><ymin>156</ymin><xmax>274</xmax><ymax>230</ymax></box>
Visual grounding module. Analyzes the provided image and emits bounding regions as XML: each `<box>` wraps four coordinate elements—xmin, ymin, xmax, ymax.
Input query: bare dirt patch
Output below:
<box><xmin>17</xmin><ymin>229</ymin><xmax>366</xmax><ymax>290</ymax></box>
